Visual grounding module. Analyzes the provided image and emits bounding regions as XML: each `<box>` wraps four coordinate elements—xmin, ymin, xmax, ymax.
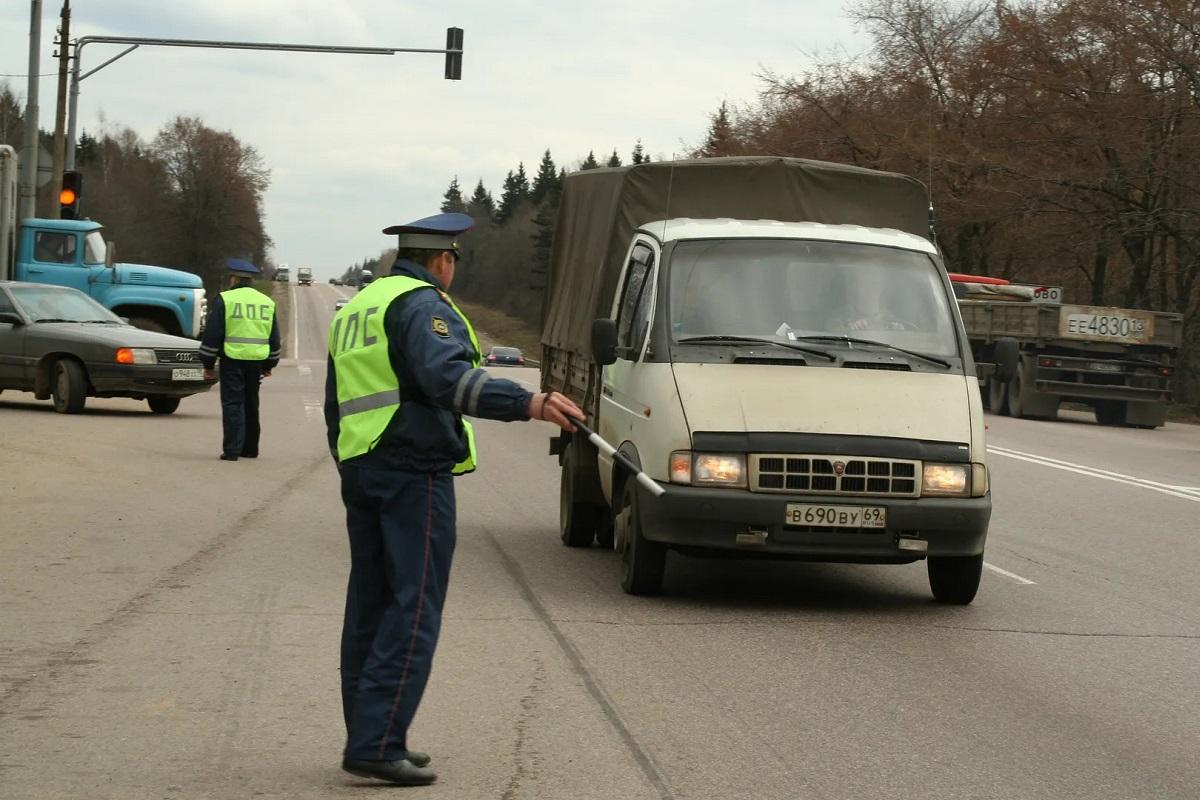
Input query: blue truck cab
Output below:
<box><xmin>12</xmin><ymin>219</ymin><xmax>206</xmax><ymax>338</ymax></box>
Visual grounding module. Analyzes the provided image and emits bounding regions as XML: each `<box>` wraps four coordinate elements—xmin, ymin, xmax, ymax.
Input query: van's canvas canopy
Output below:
<box><xmin>541</xmin><ymin>156</ymin><xmax>931</xmax><ymax>354</ymax></box>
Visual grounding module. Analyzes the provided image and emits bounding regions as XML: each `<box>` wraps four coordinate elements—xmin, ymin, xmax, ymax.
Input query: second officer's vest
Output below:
<box><xmin>329</xmin><ymin>275</ymin><xmax>481</xmax><ymax>473</ymax></box>
<box><xmin>221</xmin><ymin>286</ymin><xmax>275</xmax><ymax>361</ymax></box>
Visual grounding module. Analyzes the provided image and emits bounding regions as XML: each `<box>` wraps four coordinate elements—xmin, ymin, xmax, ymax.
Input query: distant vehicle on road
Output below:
<box><xmin>330</xmin><ymin>278</ymin><xmax>342</xmax><ymax>286</ymax></box>
<box><xmin>275</xmin><ymin>266</ymin><xmax>290</xmax><ymax>283</ymax></box>
<box><xmin>334</xmin><ymin>298</ymin><xmax>348</xmax><ymax>311</ymax></box>
<box><xmin>297</xmin><ymin>267</ymin><xmax>313</xmax><ymax>286</ymax></box>
<box><xmin>0</xmin><ymin>282</ymin><xmax>217</xmax><ymax>414</ymax></box>
<box><xmin>485</xmin><ymin>346</ymin><xmax>525</xmax><ymax>366</ymax></box>
<box><xmin>359</xmin><ymin>269</ymin><xmax>374</xmax><ymax>286</ymax></box>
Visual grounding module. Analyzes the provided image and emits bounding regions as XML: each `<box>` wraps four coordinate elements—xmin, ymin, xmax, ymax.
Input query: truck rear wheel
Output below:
<box><xmin>617</xmin><ymin>477</ymin><xmax>666</xmax><ymax>595</ymax></box>
<box><xmin>927</xmin><ymin>553</ymin><xmax>983</xmax><ymax>605</ymax></box>
<box><xmin>987</xmin><ymin>377</ymin><xmax>1009</xmax><ymax>415</ymax></box>
<box><xmin>52</xmin><ymin>359</ymin><xmax>87</xmax><ymax>414</ymax></box>
<box><xmin>1094</xmin><ymin>400</ymin><xmax>1126</xmax><ymax>426</ymax></box>
<box><xmin>560</xmin><ymin>439</ymin><xmax>601</xmax><ymax>547</ymax></box>
<box><xmin>1006</xmin><ymin>364</ymin><xmax>1026</xmax><ymax>418</ymax></box>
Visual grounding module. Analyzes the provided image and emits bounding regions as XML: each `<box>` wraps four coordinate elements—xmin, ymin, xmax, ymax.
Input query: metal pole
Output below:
<box><xmin>19</xmin><ymin>0</ymin><xmax>42</xmax><ymax>221</ymax></box>
<box><xmin>67</xmin><ymin>44</ymin><xmax>138</xmax><ymax>170</ymax></box>
<box><xmin>64</xmin><ymin>34</ymin><xmax>464</xmax><ymax>170</ymax></box>
<box><xmin>51</xmin><ymin>0</ymin><xmax>69</xmax><ymax>202</ymax></box>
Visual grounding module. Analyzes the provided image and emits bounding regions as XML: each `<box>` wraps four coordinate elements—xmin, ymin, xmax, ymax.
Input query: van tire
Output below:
<box><xmin>52</xmin><ymin>359</ymin><xmax>87</xmax><ymax>414</ymax></box>
<box><xmin>617</xmin><ymin>477</ymin><xmax>666</xmax><ymax>595</ymax></box>
<box><xmin>927</xmin><ymin>553</ymin><xmax>983</xmax><ymax>605</ymax></box>
<box><xmin>560</xmin><ymin>440</ymin><xmax>601</xmax><ymax>547</ymax></box>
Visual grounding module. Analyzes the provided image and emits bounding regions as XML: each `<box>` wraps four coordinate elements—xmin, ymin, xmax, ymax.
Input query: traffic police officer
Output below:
<box><xmin>199</xmin><ymin>258</ymin><xmax>282</xmax><ymax>461</ymax></box>
<box><xmin>324</xmin><ymin>213</ymin><xmax>581</xmax><ymax>786</ymax></box>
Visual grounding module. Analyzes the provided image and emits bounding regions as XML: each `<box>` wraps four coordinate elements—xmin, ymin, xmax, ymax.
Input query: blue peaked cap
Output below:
<box><xmin>226</xmin><ymin>258</ymin><xmax>260</xmax><ymax>276</ymax></box>
<box><xmin>383</xmin><ymin>212</ymin><xmax>473</xmax><ymax>251</ymax></box>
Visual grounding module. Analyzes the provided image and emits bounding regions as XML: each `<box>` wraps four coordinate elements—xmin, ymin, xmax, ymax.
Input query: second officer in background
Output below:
<box><xmin>199</xmin><ymin>258</ymin><xmax>281</xmax><ymax>461</ymax></box>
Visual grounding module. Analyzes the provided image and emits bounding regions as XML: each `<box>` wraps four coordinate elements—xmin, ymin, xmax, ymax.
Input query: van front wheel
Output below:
<box><xmin>927</xmin><ymin>553</ymin><xmax>983</xmax><ymax>605</ymax></box>
<box><xmin>617</xmin><ymin>477</ymin><xmax>666</xmax><ymax>595</ymax></box>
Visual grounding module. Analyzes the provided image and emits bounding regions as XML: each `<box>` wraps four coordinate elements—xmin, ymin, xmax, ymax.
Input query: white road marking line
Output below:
<box><xmin>303</xmin><ymin>400</ymin><xmax>323</xmax><ymax>421</ymax></box>
<box><xmin>298</xmin><ymin>363</ymin><xmax>311</xmax><ymax>379</ymax></box>
<box><xmin>982</xmin><ymin>561</ymin><xmax>1037</xmax><ymax>585</ymax></box>
<box><xmin>987</xmin><ymin>445</ymin><xmax>1200</xmax><ymax>504</ymax></box>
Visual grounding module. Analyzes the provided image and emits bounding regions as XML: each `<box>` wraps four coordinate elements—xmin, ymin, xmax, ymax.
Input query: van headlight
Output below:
<box><xmin>669</xmin><ymin>451</ymin><xmax>746</xmax><ymax>488</ymax></box>
<box><xmin>922</xmin><ymin>463</ymin><xmax>969</xmax><ymax>496</ymax></box>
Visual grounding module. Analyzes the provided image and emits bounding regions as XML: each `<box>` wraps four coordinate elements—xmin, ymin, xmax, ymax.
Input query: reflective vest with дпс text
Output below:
<box><xmin>221</xmin><ymin>286</ymin><xmax>276</xmax><ymax>361</ymax></box>
<box><xmin>328</xmin><ymin>275</ymin><xmax>481</xmax><ymax>473</ymax></box>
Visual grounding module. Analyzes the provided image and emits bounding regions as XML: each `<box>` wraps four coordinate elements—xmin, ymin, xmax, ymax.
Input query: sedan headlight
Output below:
<box><xmin>669</xmin><ymin>451</ymin><xmax>746</xmax><ymax>488</ymax></box>
<box><xmin>922</xmin><ymin>463</ymin><xmax>969</xmax><ymax>496</ymax></box>
<box><xmin>115</xmin><ymin>347</ymin><xmax>157</xmax><ymax>365</ymax></box>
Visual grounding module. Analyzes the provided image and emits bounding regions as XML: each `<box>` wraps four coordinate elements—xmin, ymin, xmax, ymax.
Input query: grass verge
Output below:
<box><xmin>261</xmin><ymin>280</ymin><xmax>292</xmax><ymax>359</ymax></box>
<box><xmin>453</xmin><ymin>299</ymin><xmax>542</xmax><ymax>360</ymax></box>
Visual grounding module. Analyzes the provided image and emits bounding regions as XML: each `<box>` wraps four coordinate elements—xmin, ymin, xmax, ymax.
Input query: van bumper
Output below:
<box><xmin>638</xmin><ymin>485</ymin><xmax>990</xmax><ymax>562</ymax></box>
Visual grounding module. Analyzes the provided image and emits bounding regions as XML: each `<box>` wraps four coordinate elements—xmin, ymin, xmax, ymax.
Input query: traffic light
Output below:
<box><xmin>59</xmin><ymin>171</ymin><xmax>83</xmax><ymax>220</ymax></box>
<box><xmin>444</xmin><ymin>27</ymin><xmax>463</xmax><ymax>80</ymax></box>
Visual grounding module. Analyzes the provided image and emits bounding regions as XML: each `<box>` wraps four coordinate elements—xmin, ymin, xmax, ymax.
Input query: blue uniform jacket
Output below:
<box><xmin>198</xmin><ymin>291</ymin><xmax>283</xmax><ymax>371</ymax></box>
<box><xmin>324</xmin><ymin>259</ymin><xmax>534</xmax><ymax>473</ymax></box>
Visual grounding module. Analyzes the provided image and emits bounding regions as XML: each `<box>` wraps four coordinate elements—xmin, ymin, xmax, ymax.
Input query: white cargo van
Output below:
<box><xmin>541</xmin><ymin>157</ymin><xmax>994</xmax><ymax>603</ymax></box>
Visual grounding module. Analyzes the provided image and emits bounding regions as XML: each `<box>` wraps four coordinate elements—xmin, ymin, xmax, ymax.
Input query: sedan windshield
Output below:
<box><xmin>670</xmin><ymin>239</ymin><xmax>960</xmax><ymax>358</ymax></box>
<box><xmin>10</xmin><ymin>285</ymin><xmax>123</xmax><ymax>324</ymax></box>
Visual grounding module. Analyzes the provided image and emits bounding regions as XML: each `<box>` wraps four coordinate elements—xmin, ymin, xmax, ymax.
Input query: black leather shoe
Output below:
<box><xmin>342</xmin><ymin>758</ymin><xmax>436</xmax><ymax>786</ymax></box>
<box><xmin>219</xmin><ymin>454</ymin><xmax>238</xmax><ymax>461</ymax></box>
<box><xmin>240</xmin><ymin>452</ymin><xmax>258</xmax><ymax>459</ymax></box>
<box><xmin>406</xmin><ymin>751</ymin><xmax>431</xmax><ymax>768</ymax></box>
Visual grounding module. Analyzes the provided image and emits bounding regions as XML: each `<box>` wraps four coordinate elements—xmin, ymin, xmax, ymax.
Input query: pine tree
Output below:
<box><xmin>530</xmin><ymin>181</ymin><xmax>562</xmax><ymax>291</ymax></box>
<box><xmin>440</xmin><ymin>175</ymin><xmax>466</xmax><ymax>213</ymax></box>
<box><xmin>631</xmin><ymin>140</ymin><xmax>646</xmax><ymax>165</ymax></box>
<box><xmin>467</xmin><ymin>179</ymin><xmax>496</xmax><ymax>222</ymax></box>
<box><xmin>606</xmin><ymin>149</ymin><xmax>622</xmax><ymax>168</ymax></box>
<box><xmin>580</xmin><ymin>150</ymin><xmax>599</xmax><ymax>170</ymax></box>
<box><xmin>699</xmin><ymin>101</ymin><xmax>737</xmax><ymax>157</ymax></box>
<box><xmin>496</xmin><ymin>164</ymin><xmax>531</xmax><ymax>225</ymax></box>
<box><xmin>75</xmin><ymin>131</ymin><xmax>99</xmax><ymax>166</ymax></box>
<box><xmin>530</xmin><ymin>149</ymin><xmax>560</xmax><ymax>206</ymax></box>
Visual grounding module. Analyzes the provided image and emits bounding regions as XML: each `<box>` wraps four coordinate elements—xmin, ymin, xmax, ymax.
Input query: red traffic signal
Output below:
<box><xmin>60</xmin><ymin>170</ymin><xmax>83</xmax><ymax>220</ymax></box>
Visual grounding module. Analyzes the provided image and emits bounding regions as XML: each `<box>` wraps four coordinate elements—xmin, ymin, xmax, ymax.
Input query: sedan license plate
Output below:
<box><xmin>172</xmin><ymin>368</ymin><xmax>205</xmax><ymax>381</ymax></box>
<box><xmin>785</xmin><ymin>503</ymin><xmax>887</xmax><ymax>529</ymax></box>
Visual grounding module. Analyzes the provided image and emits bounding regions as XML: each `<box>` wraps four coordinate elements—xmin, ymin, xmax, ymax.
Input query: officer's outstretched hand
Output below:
<box><xmin>529</xmin><ymin>392</ymin><xmax>582</xmax><ymax>432</ymax></box>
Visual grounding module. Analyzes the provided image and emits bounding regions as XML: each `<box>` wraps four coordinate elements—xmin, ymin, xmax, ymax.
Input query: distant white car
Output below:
<box><xmin>335</xmin><ymin>298</ymin><xmax>348</xmax><ymax>311</ymax></box>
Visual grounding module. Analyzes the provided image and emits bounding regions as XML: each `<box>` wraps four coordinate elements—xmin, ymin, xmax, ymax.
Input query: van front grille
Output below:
<box><xmin>750</xmin><ymin>454</ymin><xmax>920</xmax><ymax>497</ymax></box>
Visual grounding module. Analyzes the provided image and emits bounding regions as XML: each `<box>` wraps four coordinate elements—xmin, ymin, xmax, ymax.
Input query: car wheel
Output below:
<box><xmin>52</xmin><ymin>359</ymin><xmax>87</xmax><ymax>414</ymax></box>
<box><xmin>147</xmin><ymin>396</ymin><xmax>181</xmax><ymax>415</ymax></box>
<box><xmin>129</xmin><ymin>316</ymin><xmax>168</xmax><ymax>334</ymax></box>
<box><xmin>616</xmin><ymin>477</ymin><xmax>666</xmax><ymax>595</ymax></box>
<box><xmin>927</xmin><ymin>553</ymin><xmax>983</xmax><ymax>605</ymax></box>
<box><xmin>560</xmin><ymin>439</ymin><xmax>601</xmax><ymax>547</ymax></box>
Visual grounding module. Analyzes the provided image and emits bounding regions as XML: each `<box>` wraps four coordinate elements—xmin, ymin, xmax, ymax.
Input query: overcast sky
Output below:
<box><xmin>2</xmin><ymin>1</ymin><xmax>868</xmax><ymax>280</ymax></box>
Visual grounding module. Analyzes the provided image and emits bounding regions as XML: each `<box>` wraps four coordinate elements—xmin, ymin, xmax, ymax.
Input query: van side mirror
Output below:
<box><xmin>993</xmin><ymin>337</ymin><xmax>1019</xmax><ymax>383</ymax></box>
<box><xmin>0</xmin><ymin>312</ymin><xmax>23</xmax><ymax>326</ymax></box>
<box><xmin>106</xmin><ymin>240</ymin><xmax>116</xmax><ymax>268</ymax></box>
<box><xmin>592</xmin><ymin>318</ymin><xmax>618</xmax><ymax>366</ymax></box>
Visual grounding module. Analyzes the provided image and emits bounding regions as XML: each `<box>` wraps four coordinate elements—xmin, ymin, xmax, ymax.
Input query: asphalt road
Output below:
<box><xmin>2</xmin><ymin>281</ymin><xmax>1198</xmax><ymax>799</ymax></box>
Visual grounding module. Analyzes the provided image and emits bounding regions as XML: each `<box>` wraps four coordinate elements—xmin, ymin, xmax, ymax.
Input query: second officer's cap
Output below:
<box><xmin>383</xmin><ymin>212</ymin><xmax>473</xmax><ymax>257</ymax></box>
<box><xmin>226</xmin><ymin>257</ymin><xmax>260</xmax><ymax>276</ymax></box>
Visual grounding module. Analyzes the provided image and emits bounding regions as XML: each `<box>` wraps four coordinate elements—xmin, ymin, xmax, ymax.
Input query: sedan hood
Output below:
<box><xmin>670</xmin><ymin>363</ymin><xmax>973</xmax><ymax>442</ymax></box>
<box><xmin>114</xmin><ymin>263</ymin><xmax>203</xmax><ymax>289</ymax></box>
<box><xmin>29</xmin><ymin>322</ymin><xmax>201</xmax><ymax>349</ymax></box>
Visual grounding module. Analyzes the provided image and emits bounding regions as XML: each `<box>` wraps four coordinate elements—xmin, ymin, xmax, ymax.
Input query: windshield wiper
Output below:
<box><xmin>32</xmin><ymin>318</ymin><xmax>75</xmax><ymax>324</ymax></box>
<box><xmin>80</xmin><ymin>319</ymin><xmax>122</xmax><ymax>324</ymax></box>
<box><xmin>676</xmin><ymin>335</ymin><xmax>836</xmax><ymax>361</ymax></box>
<box><xmin>792</xmin><ymin>335</ymin><xmax>952</xmax><ymax>369</ymax></box>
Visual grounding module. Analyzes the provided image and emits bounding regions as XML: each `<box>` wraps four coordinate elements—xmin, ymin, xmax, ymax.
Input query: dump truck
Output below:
<box><xmin>953</xmin><ymin>275</ymin><xmax>1182</xmax><ymax>427</ymax></box>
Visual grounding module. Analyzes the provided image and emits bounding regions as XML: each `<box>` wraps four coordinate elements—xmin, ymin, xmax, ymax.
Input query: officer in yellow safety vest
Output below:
<box><xmin>199</xmin><ymin>258</ymin><xmax>281</xmax><ymax>461</ymax></box>
<box><xmin>324</xmin><ymin>213</ymin><xmax>581</xmax><ymax>787</ymax></box>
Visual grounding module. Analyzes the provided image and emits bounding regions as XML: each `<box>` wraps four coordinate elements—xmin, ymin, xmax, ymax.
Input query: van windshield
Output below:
<box><xmin>669</xmin><ymin>239</ymin><xmax>960</xmax><ymax>359</ymax></box>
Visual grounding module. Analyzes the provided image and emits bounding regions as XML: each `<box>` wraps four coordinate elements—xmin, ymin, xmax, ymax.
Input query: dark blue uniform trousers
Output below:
<box><xmin>218</xmin><ymin>358</ymin><xmax>262</xmax><ymax>457</ymax></box>
<box><xmin>339</xmin><ymin>463</ymin><xmax>456</xmax><ymax>761</ymax></box>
